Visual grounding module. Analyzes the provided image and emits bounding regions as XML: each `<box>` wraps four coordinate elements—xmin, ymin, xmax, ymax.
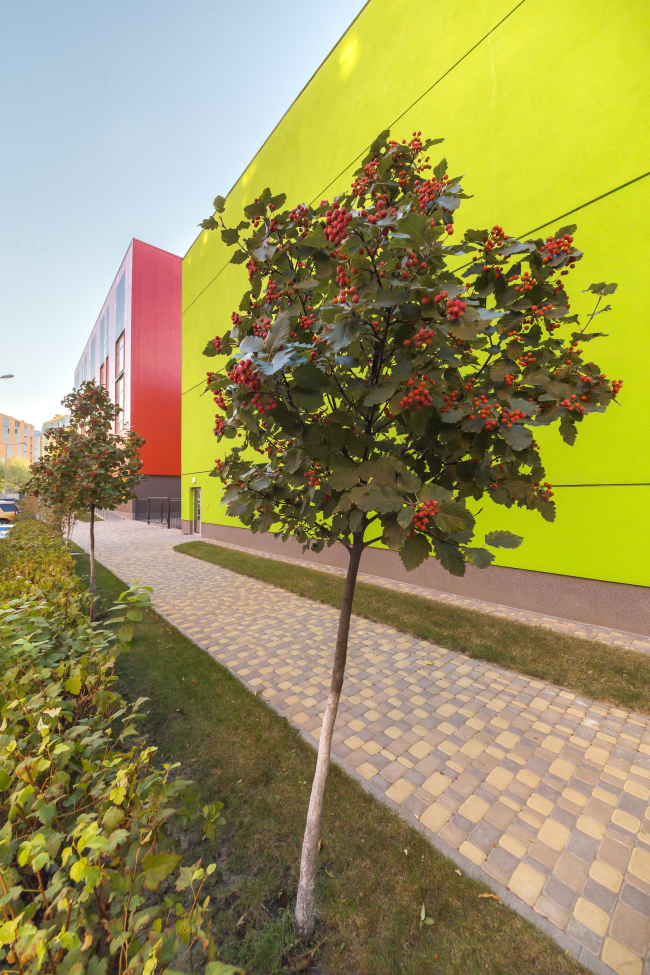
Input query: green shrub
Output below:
<box><xmin>0</xmin><ymin>522</ymin><xmax>240</xmax><ymax>974</ymax></box>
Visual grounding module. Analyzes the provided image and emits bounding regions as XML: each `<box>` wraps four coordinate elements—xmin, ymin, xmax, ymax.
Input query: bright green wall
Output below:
<box><xmin>182</xmin><ymin>0</ymin><xmax>650</xmax><ymax>587</ymax></box>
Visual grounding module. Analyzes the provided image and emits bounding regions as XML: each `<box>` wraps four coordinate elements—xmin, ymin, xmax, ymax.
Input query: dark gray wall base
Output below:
<box><xmin>132</xmin><ymin>475</ymin><xmax>181</xmax><ymax>500</ymax></box>
<box><xmin>197</xmin><ymin>522</ymin><xmax>649</xmax><ymax>637</ymax></box>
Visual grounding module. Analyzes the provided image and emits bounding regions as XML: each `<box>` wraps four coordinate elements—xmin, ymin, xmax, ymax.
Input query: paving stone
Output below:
<box><xmin>74</xmin><ymin>518</ymin><xmax>650</xmax><ymax>975</ymax></box>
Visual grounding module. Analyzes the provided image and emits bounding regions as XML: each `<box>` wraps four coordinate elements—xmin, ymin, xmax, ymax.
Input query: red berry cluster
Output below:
<box><xmin>253</xmin><ymin>317</ymin><xmax>270</xmax><ymax>338</ymax></box>
<box><xmin>251</xmin><ymin>392</ymin><xmax>277</xmax><ymax>415</ymax></box>
<box><xmin>500</xmin><ymin>407</ymin><xmax>527</xmax><ymax>428</ymax></box>
<box><xmin>246</xmin><ymin>257</ymin><xmax>258</xmax><ymax>283</ymax></box>
<box><xmin>213</xmin><ymin>335</ymin><xmax>223</xmax><ymax>353</ymax></box>
<box><xmin>541</xmin><ymin>233</ymin><xmax>574</xmax><ymax>263</ymax></box>
<box><xmin>470</xmin><ymin>393</ymin><xmax>492</xmax><ymax>422</ymax></box>
<box><xmin>324</xmin><ymin>201</ymin><xmax>354</xmax><ymax>244</ymax></box>
<box><xmin>517</xmin><ymin>352</ymin><xmax>537</xmax><ymax>367</ymax></box>
<box><xmin>231</xmin><ymin>312</ymin><xmax>242</xmax><ymax>327</ymax></box>
<box><xmin>530</xmin><ymin>303</ymin><xmax>553</xmax><ymax>315</ymax></box>
<box><xmin>445</xmin><ymin>298</ymin><xmax>466</xmax><ymax>322</ymax></box>
<box><xmin>333</xmin><ymin>264</ymin><xmax>359</xmax><ymax>305</ymax></box>
<box><xmin>512</xmin><ymin>271</ymin><xmax>535</xmax><ymax>293</ymax></box>
<box><xmin>405</xmin><ymin>327</ymin><xmax>435</xmax><ymax>349</ymax></box>
<box><xmin>213</xmin><ymin>390</ymin><xmax>226</xmax><ymax>410</ymax></box>
<box><xmin>413</xmin><ymin>499</ymin><xmax>439</xmax><ymax>531</ymax></box>
<box><xmin>440</xmin><ymin>389</ymin><xmax>460</xmax><ymax>413</ymax></box>
<box><xmin>534</xmin><ymin>481</ymin><xmax>554</xmax><ymax>500</ymax></box>
<box><xmin>228</xmin><ymin>359</ymin><xmax>260</xmax><ymax>391</ymax></box>
<box><xmin>303</xmin><ymin>464</ymin><xmax>322</xmax><ymax>487</ymax></box>
<box><xmin>414</xmin><ymin>174</ymin><xmax>449</xmax><ymax>212</ymax></box>
<box><xmin>612</xmin><ymin>379</ymin><xmax>623</xmax><ymax>397</ymax></box>
<box><xmin>559</xmin><ymin>395</ymin><xmax>586</xmax><ymax>415</ymax></box>
<box><xmin>213</xmin><ymin>416</ymin><xmax>226</xmax><ymax>436</ymax></box>
<box><xmin>482</xmin><ymin>226</ymin><xmax>507</xmax><ymax>252</ymax></box>
<box><xmin>214</xmin><ymin>458</ymin><xmax>224</xmax><ymax>474</ymax></box>
<box><xmin>265</xmin><ymin>279</ymin><xmax>282</xmax><ymax>304</ymax></box>
<box><xmin>288</xmin><ymin>203</ymin><xmax>310</xmax><ymax>230</ymax></box>
<box><xmin>400</xmin><ymin>378</ymin><xmax>432</xmax><ymax>410</ymax></box>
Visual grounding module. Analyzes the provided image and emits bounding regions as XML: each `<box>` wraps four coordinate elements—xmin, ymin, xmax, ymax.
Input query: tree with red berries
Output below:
<box><xmin>200</xmin><ymin>129</ymin><xmax>621</xmax><ymax>938</ymax></box>
<box><xmin>28</xmin><ymin>380</ymin><xmax>145</xmax><ymax>595</ymax></box>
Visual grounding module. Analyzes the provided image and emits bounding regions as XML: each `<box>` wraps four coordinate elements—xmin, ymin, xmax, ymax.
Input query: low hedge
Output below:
<box><xmin>0</xmin><ymin>521</ymin><xmax>240</xmax><ymax>975</ymax></box>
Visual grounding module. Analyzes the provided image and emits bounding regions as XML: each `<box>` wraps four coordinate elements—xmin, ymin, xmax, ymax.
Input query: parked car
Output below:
<box><xmin>0</xmin><ymin>501</ymin><xmax>18</xmax><ymax>524</ymax></box>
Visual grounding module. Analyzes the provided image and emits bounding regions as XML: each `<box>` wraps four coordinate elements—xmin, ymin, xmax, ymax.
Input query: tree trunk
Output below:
<box><xmin>294</xmin><ymin>532</ymin><xmax>365</xmax><ymax>939</ymax></box>
<box><xmin>89</xmin><ymin>504</ymin><xmax>96</xmax><ymax>597</ymax></box>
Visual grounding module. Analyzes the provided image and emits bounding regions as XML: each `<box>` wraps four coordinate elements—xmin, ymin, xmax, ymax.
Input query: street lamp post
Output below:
<box><xmin>1</xmin><ymin>374</ymin><xmax>14</xmax><ymax>498</ymax></box>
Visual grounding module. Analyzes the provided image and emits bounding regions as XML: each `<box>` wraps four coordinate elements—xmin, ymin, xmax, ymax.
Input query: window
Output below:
<box><xmin>100</xmin><ymin>362</ymin><xmax>105</xmax><ymax>387</ymax></box>
<box><xmin>115</xmin><ymin>375</ymin><xmax>124</xmax><ymax>429</ymax></box>
<box><xmin>5</xmin><ymin>444</ymin><xmax>11</xmax><ymax>458</ymax></box>
<box><xmin>116</xmin><ymin>332</ymin><xmax>125</xmax><ymax>378</ymax></box>
<box><xmin>2</xmin><ymin>418</ymin><xmax>8</xmax><ymax>443</ymax></box>
<box><xmin>116</xmin><ymin>273</ymin><xmax>125</xmax><ymax>336</ymax></box>
<box><xmin>90</xmin><ymin>335</ymin><xmax>96</xmax><ymax>379</ymax></box>
<box><xmin>14</xmin><ymin>421</ymin><xmax>19</xmax><ymax>440</ymax></box>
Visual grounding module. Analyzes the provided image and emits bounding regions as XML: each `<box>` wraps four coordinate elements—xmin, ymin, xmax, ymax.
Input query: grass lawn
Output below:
<box><xmin>175</xmin><ymin>540</ymin><xmax>650</xmax><ymax>716</ymax></box>
<box><xmin>70</xmin><ymin>542</ymin><xmax>586</xmax><ymax>975</ymax></box>
<box><xmin>75</xmin><ymin>510</ymin><xmax>103</xmax><ymax>523</ymax></box>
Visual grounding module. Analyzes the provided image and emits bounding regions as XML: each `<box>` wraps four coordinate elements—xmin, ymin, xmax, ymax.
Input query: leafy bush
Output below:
<box><xmin>0</xmin><ymin>522</ymin><xmax>241</xmax><ymax>974</ymax></box>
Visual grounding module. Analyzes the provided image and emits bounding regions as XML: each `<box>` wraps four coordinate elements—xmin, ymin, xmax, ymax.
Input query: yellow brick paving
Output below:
<box><xmin>74</xmin><ymin>519</ymin><xmax>650</xmax><ymax>975</ymax></box>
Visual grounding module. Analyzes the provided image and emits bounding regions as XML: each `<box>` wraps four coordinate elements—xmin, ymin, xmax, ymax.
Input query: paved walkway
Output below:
<box><xmin>197</xmin><ymin>537</ymin><xmax>650</xmax><ymax>654</ymax></box>
<box><xmin>74</xmin><ymin>519</ymin><xmax>650</xmax><ymax>975</ymax></box>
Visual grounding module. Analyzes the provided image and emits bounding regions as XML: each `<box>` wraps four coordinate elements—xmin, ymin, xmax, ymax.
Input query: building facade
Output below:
<box><xmin>73</xmin><ymin>239</ymin><xmax>182</xmax><ymax>513</ymax></box>
<box><xmin>0</xmin><ymin>413</ymin><xmax>35</xmax><ymax>463</ymax></box>
<box><xmin>180</xmin><ymin>0</ymin><xmax>649</xmax><ymax>633</ymax></box>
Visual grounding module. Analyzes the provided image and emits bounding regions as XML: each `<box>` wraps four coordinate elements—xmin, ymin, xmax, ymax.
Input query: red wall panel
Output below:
<box><xmin>130</xmin><ymin>239</ymin><xmax>182</xmax><ymax>476</ymax></box>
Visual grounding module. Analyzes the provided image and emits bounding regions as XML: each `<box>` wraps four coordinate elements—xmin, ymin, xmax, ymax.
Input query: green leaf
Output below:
<box><xmin>64</xmin><ymin>675</ymin><xmax>82</xmax><ymax>695</ymax></box>
<box><xmin>126</xmin><ymin>609</ymin><xmax>142</xmax><ymax>622</ymax></box>
<box><xmin>205</xmin><ymin>963</ymin><xmax>246</xmax><ymax>975</ymax></box>
<box><xmin>500</xmin><ymin>424</ymin><xmax>532</xmax><ymax>451</ymax></box>
<box><xmin>585</xmin><ymin>282</ymin><xmax>617</xmax><ymax>295</ymax></box>
<box><xmin>230</xmin><ymin>249</ymin><xmax>249</xmax><ymax>265</ymax></box>
<box><xmin>419</xmin><ymin>484</ymin><xmax>452</xmax><ymax>503</ymax></box>
<box><xmin>283</xmin><ymin>448</ymin><xmax>303</xmax><ymax>475</ymax></box>
<box><xmin>141</xmin><ymin>852</ymin><xmax>182</xmax><ymax>891</ymax></box>
<box><xmin>382</xmin><ymin>520</ymin><xmax>409</xmax><ymax>550</ymax></box>
<box><xmin>364</xmin><ymin>384</ymin><xmax>397</xmax><ymax>406</ymax></box>
<box><xmin>559</xmin><ymin>414</ymin><xmax>577</xmax><ymax>446</ymax></box>
<box><xmin>393</xmin><ymin>212</ymin><xmax>432</xmax><ymax>249</ymax></box>
<box><xmin>221</xmin><ymin>228</ymin><xmax>239</xmax><ymax>246</ymax></box>
<box><xmin>434</xmin><ymin>511</ymin><xmax>468</xmax><ymax>534</ymax></box>
<box><xmin>329</xmin><ymin>466</ymin><xmax>360</xmax><ymax>491</ymax></box>
<box><xmin>433</xmin><ymin>157</ymin><xmax>447</xmax><ymax>180</ymax></box>
<box><xmin>399</xmin><ymin>533</ymin><xmax>431</xmax><ymax>571</ymax></box>
<box><xmin>213</xmin><ymin>195</ymin><xmax>226</xmax><ymax>213</ymax></box>
<box><xmin>490</xmin><ymin>360</ymin><xmax>515</xmax><ymax>382</ymax></box>
<box><xmin>397</xmin><ymin>506</ymin><xmax>414</xmax><ymax>529</ymax></box>
<box><xmin>485</xmin><ymin>530</ymin><xmax>523</xmax><ymax>549</ymax></box>
<box><xmin>118</xmin><ymin>625</ymin><xmax>134</xmax><ymax>644</ymax></box>
<box><xmin>463</xmin><ymin>547</ymin><xmax>494</xmax><ymax>569</ymax></box>
<box><xmin>203</xmin><ymin>341</ymin><xmax>218</xmax><ymax>358</ymax></box>
<box><xmin>0</xmin><ymin>769</ymin><xmax>10</xmax><ymax>791</ymax></box>
<box><xmin>352</xmin><ymin>485</ymin><xmax>404</xmax><ymax>513</ymax></box>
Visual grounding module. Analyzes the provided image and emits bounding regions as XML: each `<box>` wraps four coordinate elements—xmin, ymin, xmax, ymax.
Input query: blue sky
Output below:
<box><xmin>0</xmin><ymin>0</ymin><xmax>366</xmax><ymax>427</ymax></box>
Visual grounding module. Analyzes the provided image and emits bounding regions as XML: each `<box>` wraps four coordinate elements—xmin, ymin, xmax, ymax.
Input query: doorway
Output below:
<box><xmin>191</xmin><ymin>487</ymin><xmax>201</xmax><ymax>534</ymax></box>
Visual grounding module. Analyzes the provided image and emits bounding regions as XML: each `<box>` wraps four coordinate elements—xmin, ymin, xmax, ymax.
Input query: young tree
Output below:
<box><xmin>200</xmin><ymin>130</ymin><xmax>622</xmax><ymax>937</ymax></box>
<box><xmin>29</xmin><ymin>381</ymin><xmax>145</xmax><ymax>594</ymax></box>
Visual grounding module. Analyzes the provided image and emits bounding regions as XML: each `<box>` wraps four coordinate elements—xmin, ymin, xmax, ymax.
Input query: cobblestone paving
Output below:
<box><xmin>199</xmin><ymin>537</ymin><xmax>650</xmax><ymax>654</ymax></box>
<box><xmin>74</xmin><ymin>519</ymin><xmax>650</xmax><ymax>975</ymax></box>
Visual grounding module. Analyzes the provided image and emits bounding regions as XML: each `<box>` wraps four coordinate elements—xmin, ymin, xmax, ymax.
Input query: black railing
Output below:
<box><xmin>134</xmin><ymin>498</ymin><xmax>181</xmax><ymax>530</ymax></box>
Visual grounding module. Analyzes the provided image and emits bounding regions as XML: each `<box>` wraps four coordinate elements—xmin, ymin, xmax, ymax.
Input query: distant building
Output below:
<box><xmin>72</xmin><ymin>239</ymin><xmax>182</xmax><ymax>515</ymax></box>
<box><xmin>34</xmin><ymin>413</ymin><xmax>71</xmax><ymax>462</ymax></box>
<box><xmin>0</xmin><ymin>413</ymin><xmax>35</xmax><ymax>463</ymax></box>
<box><xmin>41</xmin><ymin>413</ymin><xmax>70</xmax><ymax>433</ymax></box>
